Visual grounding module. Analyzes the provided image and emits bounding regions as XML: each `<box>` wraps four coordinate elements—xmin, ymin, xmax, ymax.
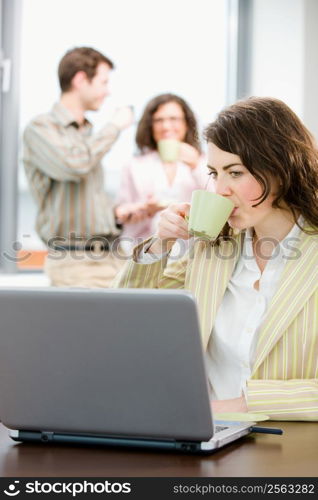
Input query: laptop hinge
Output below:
<box><xmin>41</xmin><ymin>431</ymin><xmax>54</xmax><ymax>443</ymax></box>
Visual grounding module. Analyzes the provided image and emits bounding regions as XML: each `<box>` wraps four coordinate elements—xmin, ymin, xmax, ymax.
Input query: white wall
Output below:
<box><xmin>250</xmin><ymin>0</ymin><xmax>318</xmax><ymax>140</ymax></box>
<box><xmin>250</xmin><ymin>0</ymin><xmax>304</xmax><ymax>116</ymax></box>
<box><xmin>303</xmin><ymin>0</ymin><xmax>318</xmax><ymax>140</ymax></box>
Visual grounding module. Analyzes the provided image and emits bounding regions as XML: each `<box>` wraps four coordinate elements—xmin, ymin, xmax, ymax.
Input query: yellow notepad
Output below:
<box><xmin>214</xmin><ymin>412</ymin><xmax>269</xmax><ymax>422</ymax></box>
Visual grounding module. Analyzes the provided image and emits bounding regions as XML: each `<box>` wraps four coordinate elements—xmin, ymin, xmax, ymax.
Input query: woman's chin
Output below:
<box><xmin>228</xmin><ymin>217</ymin><xmax>247</xmax><ymax>231</ymax></box>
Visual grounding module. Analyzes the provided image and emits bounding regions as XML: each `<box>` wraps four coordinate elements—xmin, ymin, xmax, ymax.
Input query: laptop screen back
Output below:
<box><xmin>0</xmin><ymin>288</ymin><xmax>213</xmax><ymax>442</ymax></box>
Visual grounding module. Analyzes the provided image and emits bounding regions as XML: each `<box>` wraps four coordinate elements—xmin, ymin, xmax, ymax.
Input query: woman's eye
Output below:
<box><xmin>207</xmin><ymin>170</ymin><xmax>217</xmax><ymax>178</ymax></box>
<box><xmin>230</xmin><ymin>171</ymin><xmax>243</xmax><ymax>178</ymax></box>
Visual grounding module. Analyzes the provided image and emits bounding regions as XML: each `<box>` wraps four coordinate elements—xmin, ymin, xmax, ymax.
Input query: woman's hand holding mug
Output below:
<box><xmin>148</xmin><ymin>202</ymin><xmax>190</xmax><ymax>254</ymax></box>
<box><xmin>178</xmin><ymin>142</ymin><xmax>201</xmax><ymax>170</ymax></box>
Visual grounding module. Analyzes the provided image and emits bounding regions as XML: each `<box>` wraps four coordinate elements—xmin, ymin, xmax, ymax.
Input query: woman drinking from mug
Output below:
<box><xmin>115</xmin><ymin>93</ymin><xmax>207</xmax><ymax>253</ymax></box>
<box><xmin>114</xmin><ymin>97</ymin><xmax>318</xmax><ymax>421</ymax></box>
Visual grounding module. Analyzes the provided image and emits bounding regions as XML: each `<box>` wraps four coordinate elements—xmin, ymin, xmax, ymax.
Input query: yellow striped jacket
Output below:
<box><xmin>114</xmin><ymin>230</ymin><xmax>318</xmax><ymax>421</ymax></box>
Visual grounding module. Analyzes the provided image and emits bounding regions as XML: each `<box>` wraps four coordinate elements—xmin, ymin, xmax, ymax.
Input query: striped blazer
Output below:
<box><xmin>114</xmin><ymin>229</ymin><xmax>318</xmax><ymax>421</ymax></box>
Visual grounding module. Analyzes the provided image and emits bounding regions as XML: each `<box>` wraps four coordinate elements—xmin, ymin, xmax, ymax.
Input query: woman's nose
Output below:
<box><xmin>161</xmin><ymin>120</ymin><xmax>172</xmax><ymax>131</ymax></box>
<box><xmin>214</xmin><ymin>178</ymin><xmax>232</xmax><ymax>197</ymax></box>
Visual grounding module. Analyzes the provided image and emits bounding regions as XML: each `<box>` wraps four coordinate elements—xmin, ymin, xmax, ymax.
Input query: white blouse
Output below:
<box><xmin>206</xmin><ymin>222</ymin><xmax>302</xmax><ymax>400</ymax></box>
<box><xmin>139</xmin><ymin>220</ymin><xmax>302</xmax><ymax>400</ymax></box>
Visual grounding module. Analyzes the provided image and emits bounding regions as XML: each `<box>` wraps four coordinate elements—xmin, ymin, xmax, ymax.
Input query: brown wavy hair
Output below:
<box><xmin>136</xmin><ymin>93</ymin><xmax>201</xmax><ymax>153</ymax></box>
<box><xmin>204</xmin><ymin>96</ymin><xmax>318</xmax><ymax>237</ymax></box>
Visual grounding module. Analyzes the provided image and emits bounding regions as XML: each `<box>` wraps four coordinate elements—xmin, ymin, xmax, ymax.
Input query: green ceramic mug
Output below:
<box><xmin>188</xmin><ymin>190</ymin><xmax>235</xmax><ymax>239</ymax></box>
<box><xmin>157</xmin><ymin>139</ymin><xmax>180</xmax><ymax>162</ymax></box>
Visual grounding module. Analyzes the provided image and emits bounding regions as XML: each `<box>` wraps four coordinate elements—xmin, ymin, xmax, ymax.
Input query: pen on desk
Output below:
<box><xmin>251</xmin><ymin>426</ymin><xmax>283</xmax><ymax>435</ymax></box>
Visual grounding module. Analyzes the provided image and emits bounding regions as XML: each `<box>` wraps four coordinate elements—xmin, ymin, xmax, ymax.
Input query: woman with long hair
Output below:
<box><xmin>115</xmin><ymin>93</ymin><xmax>207</xmax><ymax>252</ymax></box>
<box><xmin>115</xmin><ymin>97</ymin><xmax>318</xmax><ymax>421</ymax></box>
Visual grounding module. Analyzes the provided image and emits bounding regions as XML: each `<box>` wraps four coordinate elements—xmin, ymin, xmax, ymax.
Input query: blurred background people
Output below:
<box><xmin>115</xmin><ymin>94</ymin><xmax>208</xmax><ymax>253</ymax></box>
<box><xmin>23</xmin><ymin>46</ymin><xmax>134</xmax><ymax>287</ymax></box>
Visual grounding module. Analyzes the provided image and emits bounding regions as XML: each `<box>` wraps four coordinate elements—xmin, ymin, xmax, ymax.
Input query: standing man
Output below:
<box><xmin>23</xmin><ymin>47</ymin><xmax>134</xmax><ymax>287</ymax></box>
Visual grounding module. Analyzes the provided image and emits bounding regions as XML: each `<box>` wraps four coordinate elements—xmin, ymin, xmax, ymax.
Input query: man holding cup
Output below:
<box><xmin>23</xmin><ymin>46</ymin><xmax>134</xmax><ymax>287</ymax></box>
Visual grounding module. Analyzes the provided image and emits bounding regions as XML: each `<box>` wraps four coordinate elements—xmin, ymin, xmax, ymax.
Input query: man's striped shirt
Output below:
<box><xmin>23</xmin><ymin>102</ymin><xmax>121</xmax><ymax>245</ymax></box>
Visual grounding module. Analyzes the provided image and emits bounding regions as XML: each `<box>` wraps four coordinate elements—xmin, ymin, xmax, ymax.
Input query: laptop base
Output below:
<box><xmin>9</xmin><ymin>423</ymin><xmax>254</xmax><ymax>455</ymax></box>
<box><xmin>9</xmin><ymin>429</ymin><xmax>206</xmax><ymax>454</ymax></box>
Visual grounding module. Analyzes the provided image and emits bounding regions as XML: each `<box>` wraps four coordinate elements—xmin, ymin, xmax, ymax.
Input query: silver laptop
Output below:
<box><xmin>0</xmin><ymin>287</ymin><xmax>253</xmax><ymax>453</ymax></box>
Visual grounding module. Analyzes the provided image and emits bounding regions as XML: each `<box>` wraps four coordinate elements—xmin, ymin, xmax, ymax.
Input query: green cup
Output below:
<box><xmin>188</xmin><ymin>190</ymin><xmax>235</xmax><ymax>239</ymax></box>
<box><xmin>157</xmin><ymin>139</ymin><xmax>180</xmax><ymax>162</ymax></box>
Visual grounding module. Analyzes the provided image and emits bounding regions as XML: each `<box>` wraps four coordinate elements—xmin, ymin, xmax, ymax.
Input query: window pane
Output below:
<box><xmin>18</xmin><ymin>0</ymin><xmax>228</xmax><ymax>270</ymax></box>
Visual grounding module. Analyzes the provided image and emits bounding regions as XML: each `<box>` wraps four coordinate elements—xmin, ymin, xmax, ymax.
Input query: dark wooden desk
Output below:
<box><xmin>0</xmin><ymin>422</ymin><xmax>317</xmax><ymax>477</ymax></box>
